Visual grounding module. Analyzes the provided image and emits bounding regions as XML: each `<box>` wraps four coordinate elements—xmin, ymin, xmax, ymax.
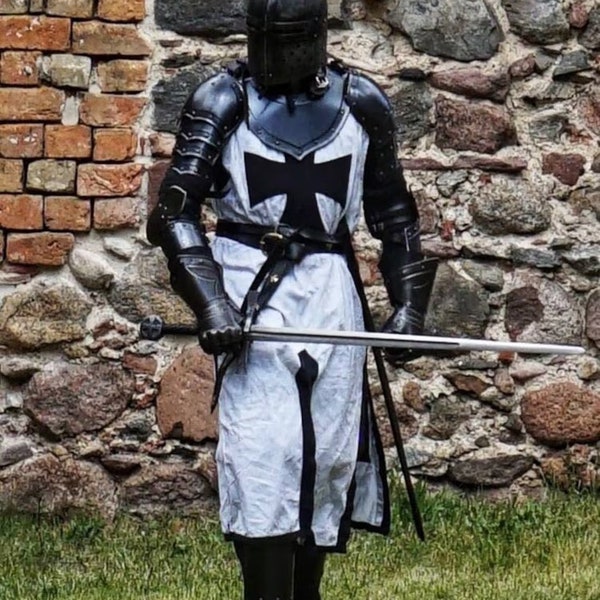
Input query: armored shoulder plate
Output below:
<box><xmin>246</xmin><ymin>67</ymin><xmax>349</xmax><ymax>160</ymax></box>
<box><xmin>345</xmin><ymin>71</ymin><xmax>396</xmax><ymax>148</ymax></box>
<box><xmin>174</xmin><ymin>71</ymin><xmax>245</xmax><ymax>169</ymax></box>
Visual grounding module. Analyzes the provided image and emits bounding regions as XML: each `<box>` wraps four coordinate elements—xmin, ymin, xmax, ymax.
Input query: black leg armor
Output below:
<box><xmin>234</xmin><ymin>540</ymin><xmax>295</xmax><ymax>600</ymax></box>
<box><xmin>234</xmin><ymin>540</ymin><xmax>326</xmax><ymax>600</ymax></box>
<box><xmin>293</xmin><ymin>545</ymin><xmax>326</xmax><ymax>600</ymax></box>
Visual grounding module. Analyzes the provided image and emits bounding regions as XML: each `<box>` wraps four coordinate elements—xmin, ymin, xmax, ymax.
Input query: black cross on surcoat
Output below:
<box><xmin>245</xmin><ymin>151</ymin><xmax>352</xmax><ymax>231</ymax></box>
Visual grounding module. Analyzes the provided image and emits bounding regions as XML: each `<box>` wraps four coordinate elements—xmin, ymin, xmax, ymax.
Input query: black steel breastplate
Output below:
<box><xmin>245</xmin><ymin>68</ymin><xmax>348</xmax><ymax>160</ymax></box>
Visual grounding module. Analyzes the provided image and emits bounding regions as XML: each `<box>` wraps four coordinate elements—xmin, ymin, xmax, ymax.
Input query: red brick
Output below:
<box><xmin>97</xmin><ymin>59</ymin><xmax>149</xmax><ymax>92</ymax></box>
<box><xmin>0</xmin><ymin>194</ymin><xmax>43</xmax><ymax>229</ymax></box>
<box><xmin>0</xmin><ymin>87</ymin><xmax>64</xmax><ymax>122</ymax></box>
<box><xmin>45</xmin><ymin>125</ymin><xmax>92</xmax><ymax>158</ymax></box>
<box><xmin>93</xmin><ymin>129</ymin><xmax>137</xmax><ymax>161</ymax></box>
<box><xmin>46</xmin><ymin>0</ymin><xmax>94</xmax><ymax>18</ymax></box>
<box><xmin>0</xmin><ymin>16</ymin><xmax>71</xmax><ymax>51</ymax></box>
<box><xmin>72</xmin><ymin>21</ymin><xmax>151</xmax><ymax>56</ymax></box>
<box><xmin>78</xmin><ymin>163</ymin><xmax>143</xmax><ymax>197</ymax></box>
<box><xmin>80</xmin><ymin>94</ymin><xmax>146</xmax><ymax>127</ymax></box>
<box><xmin>0</xmin><ymin>124</ymin><xmax>43</xmax><ymax>158</ymax></box>
<box><xmin>0</xmin><ymin>159</ymin><xmax>23</xmax><ymax>193</ymax></box>
<box><xmin>0</xmin><ymin>51</ymin><xmax>41</xmax><ymax>85</ymax></box>
<box><xmin>94</xmin><ymin>197</ymin><xmax>140</xmax><ymax>230</ymax></box>
<box><xmin>97</xmin><ymin>0</ymin><xmax>145</xmax><ymax>22</ymax></box>
<box><xmin>44</xmin><ymin>196</ymin><xmax>91</xmax><ymax>231</ymax></box>
<box><xmin>6</xmin><ymin>232</ymin><xmax>74</xmax><ymax>266</ymax></box>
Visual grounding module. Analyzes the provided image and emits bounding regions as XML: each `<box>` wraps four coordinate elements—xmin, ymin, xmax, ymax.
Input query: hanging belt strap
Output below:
<box><xmin>342</xmin><ymin>236</ymin><xmax>426</xmax><ymax>541</ymax></box>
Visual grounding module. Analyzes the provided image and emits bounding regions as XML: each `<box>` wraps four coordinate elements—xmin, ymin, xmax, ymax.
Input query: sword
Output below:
<box><xmin>140</xmin><ymin>316</ymin><xmax>585</xmax><ymax>355</ymax></box>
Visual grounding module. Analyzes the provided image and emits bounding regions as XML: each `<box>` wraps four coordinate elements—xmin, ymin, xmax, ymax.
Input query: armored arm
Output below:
<box><xmin>347</xmin><ymin>73</ymin><xmax>437</xmax><ymax>360</ymax></box>
<box><xmin>146</xmin><ymin>71</ymin><xmax>245</xmax><ymax>354</ymax></box>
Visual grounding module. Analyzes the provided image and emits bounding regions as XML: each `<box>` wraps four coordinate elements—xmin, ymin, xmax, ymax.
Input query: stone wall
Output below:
<box><xmin>0</xmin><ymin>0</ymin><xmax>599</xmax><ymax>518</ymax></box>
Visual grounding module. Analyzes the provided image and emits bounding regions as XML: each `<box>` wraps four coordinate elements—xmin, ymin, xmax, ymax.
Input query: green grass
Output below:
<box><xmin>1</xmin><ymin>487</ymin><xmax>599</xmax><ymax>600</ymax></box>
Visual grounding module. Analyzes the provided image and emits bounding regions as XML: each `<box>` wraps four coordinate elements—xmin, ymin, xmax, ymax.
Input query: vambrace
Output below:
<box><xmin>145</xmin><ymin>71</ymin><xmax>244</xmax><ymax>341</ymax></box>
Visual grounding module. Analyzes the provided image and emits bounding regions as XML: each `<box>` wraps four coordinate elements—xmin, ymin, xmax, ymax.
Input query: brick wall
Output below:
<box><xmin>0</xmin><ymin>0</ymin><xmax>149</xmax><ymax>271</ymax></box>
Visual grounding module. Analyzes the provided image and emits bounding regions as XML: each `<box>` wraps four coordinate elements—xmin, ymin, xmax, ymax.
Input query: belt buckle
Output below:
<box><xmin>259</xmin><ymin>230</ymin><xmax>285</xmax><ymax>255</ymax></box>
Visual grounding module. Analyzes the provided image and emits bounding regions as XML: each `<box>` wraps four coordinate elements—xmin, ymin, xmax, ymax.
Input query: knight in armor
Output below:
<box><xmin>147</xmin><ymin>0</ymin><xmax>437</xmax><ymax>597</ymax></box>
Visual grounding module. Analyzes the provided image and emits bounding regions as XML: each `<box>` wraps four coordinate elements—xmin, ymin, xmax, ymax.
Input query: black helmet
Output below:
<box><xmin>246</xmin><ymin>0</ymin><xmax>328</xmax><ymax>90</ymax></box>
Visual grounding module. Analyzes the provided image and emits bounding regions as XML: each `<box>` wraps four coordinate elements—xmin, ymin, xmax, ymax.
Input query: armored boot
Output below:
<box><xmin>234</xmin><ymin>540</ymin><xmax>295</xmax><ymax>600</ymax></box>
<box><xmin>293</xmin><ymin>545</ymin><xmax>326</xmax><ymax>600</ymax></box>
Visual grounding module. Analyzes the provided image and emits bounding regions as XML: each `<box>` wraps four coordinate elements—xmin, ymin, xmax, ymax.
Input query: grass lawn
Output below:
<box><xmin>1</xmin><ymin>487</ymin><xmax>599</xmax><ymax>600</ymax></box>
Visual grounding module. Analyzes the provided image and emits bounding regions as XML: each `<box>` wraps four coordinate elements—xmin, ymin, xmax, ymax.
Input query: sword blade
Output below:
<box><xmin>248</xmin><ymin>326</ymin><xmax>585</xmax><ymax>356</ymax></box>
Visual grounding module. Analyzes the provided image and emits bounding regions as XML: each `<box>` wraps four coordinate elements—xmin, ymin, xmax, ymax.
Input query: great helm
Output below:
<box><xmin>246</xmin><ymin>0</ymin><xmax>328</xmax><ymax>89</ymax></box>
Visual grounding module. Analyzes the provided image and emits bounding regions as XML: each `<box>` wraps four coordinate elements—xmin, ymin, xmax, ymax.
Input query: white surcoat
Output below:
<box><xmin>210</xmin><ymin>109</ymin><xmax>389</xmax><ymax>551</ymax></box>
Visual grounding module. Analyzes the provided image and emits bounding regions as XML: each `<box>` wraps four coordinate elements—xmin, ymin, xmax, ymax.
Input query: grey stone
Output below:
<box><xmin>470</xmin><ymin>178</ymin><xmax>552</xmax><ymax>235</ymax></box>
<box><xmin>462</xmin><ymin>260</ymin><xmax>505</xmax><ymax>292</ymax></box>
<box><xmin>509</xmin><ymin>361</ymin><xmax>548</xmax><ymax>383</ymax></box>
<box><xmin>155</xmin><ymin>0</ymin><xmax>245</xmax><ymax>37</ymax></box>
<box><xmin>386</xmin><ymin>0</ymin><xmax>503</xmax><ymax>62</ymax></box>
<box><xmin>119</xmin><ymin>410</ymin><xmax>155</xmax><ymax>440</ymax></box>
<box><xmin>103</xmin><ymin>238</ymin><xmax>136</xmax><ymax>260</ymax></box>
<box><xmin>479</xmin><ymin>387</ymin><xmax>518</xmax><ymax>413</ymax></box>
<box><xmin>152</xmin><ymin>63</ymin><xmax>219</xmax><ymax>133</ymax></box>
<box><xmin>436</xmin><ymin>170</ymin><xmax>469</xmax><ymax>198</ymax></box>
<box><xmin>108</xmin><ymin>248</ymin><xmax>196</xmax><ymax>327</ymax></box>
<box><xmin>586</xmin><ymin>289</ymin><xmax>600</xmax><ymax>345</ymax></box>
<box><xmin>389</xmin><ymin>80</ymin><xmax>433</xmax><ymax>145</ymax></box>
<box><xmin>0</xmin><ymin>440</ymin><xmax>33</xmax><ymax>467</ymax></box>
<box><xmin>562</xmin><ymin>248</ymin><xmax>600</xmax><ymax>276</ymax></box>
<box><xmin>27</xmin><ymin>160</ymin><xmax>76</xmax><ymax>194</ymax></box>
<box><xmin>528</xmin><ymin>112</ymin><xmax>568</xmax><ymax>143</ymax></box>
<box><xmin>23</xmin><ymin>362</ymin><xmax>135</xmax><ymax>438</ymax></box>
<box><xmin>404</xmin><ymin>445</ymin><xmax>434</xmax><ymax>469</ymax></box>
<box><xmin>0</xmin><ymin>283</ymin><xmax>92</xmax><ymax>351</ymax></box>
<box><xmin>449</xmin><ymin>454</ymin><xmax>534</xmax><ymax>487</ymax></box>
<box><xmin>44</xmin><ymin>54</ymin><xmax>92</xmax><ymax>89</ymax></box>
<box><xmin>423</xmin><ymin>396</ymin><xmax>471</xmax><ymax>441</ymax></box>
<box><xmin>580</xmin><ymin>7</ymin><xmax>600</xmax><ymax>50</ymax></box>
<box><xmin>100</xmin><ymin>453</ymin><xmax>143</xmax><ymax>475</ymax></box>
<box><xmin>69</xmin><ymin>248</ymin><xmax>116</xmax><ymax>290</ymax></box>
<box><xmin>501</xmin><ymin>0</ymin><xmax>570</xmax><ymax>45</ymax></box>
<box><xmin>426</xmin><ymin>263</ymin><xmax>490</xmax><ymax>339</ymax></box>
<box><xmin>0</xmin><ymin>357</ymin><xmax>42</xmax><ymax>381</ymax></box>
<box><xmin>120</xmin><ymin>461</ymin><xmax>217</xmax><ymax>517</ymax></box>
<box><xmin>534</xmin><ymin>50</ymin><xmax>557</xmax><ymax>72</ymax></box>
<box><xmin>510</xmin><ymin>247</ymin><xmax>561</xmax><ymax>270</ymax></box>
<box><xmin>568</xmin><ymin>188</ymin><xmax>600</xmax><ymax>220</ymax></box>
<box><xmin>553</xmin><ymin>50</ymin><xmax>592</xmax><ymax>79</ymax></box>
<box><xmin>0</xmin><ymin>454</ymin><xmax>117</xmax><ymax>519</ymax></box>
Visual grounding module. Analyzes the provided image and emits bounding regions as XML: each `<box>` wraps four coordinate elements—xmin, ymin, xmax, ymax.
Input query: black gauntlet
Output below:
<box><xmin>171</xmin><ymin>250</ymin><xmax>242</xmax><ymax>355</ymax></box>
<box><xmin>375</xmin><ymin>219</ymin><xmax>438</xmax><ymax>365</ymax></box>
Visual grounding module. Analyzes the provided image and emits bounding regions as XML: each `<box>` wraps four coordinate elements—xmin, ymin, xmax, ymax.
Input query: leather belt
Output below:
<box><xmin>216</xmin><ymin>220</ymin><xmax>347</xmax><ymax>257</ymax></box>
